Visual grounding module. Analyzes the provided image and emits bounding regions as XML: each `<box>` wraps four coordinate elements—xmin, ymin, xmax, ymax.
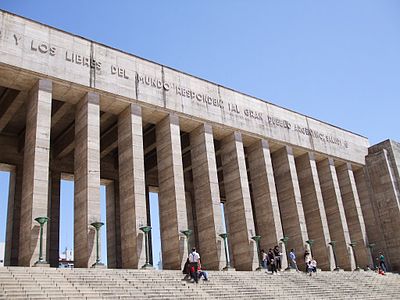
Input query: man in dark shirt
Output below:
<box><xmin>273</xmin><ymin>245</ymin><xmax>282</xmax><ymax>271</ymax></box>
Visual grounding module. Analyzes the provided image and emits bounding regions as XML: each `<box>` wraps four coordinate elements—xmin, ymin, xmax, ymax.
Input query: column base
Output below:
<box><xmin>141</xmin><ymin>263</ymin><xmax>155</xmax><ymax>270</ymax></box>
<box><xmin>34</xmin><ymin>261</ymin><xmax>50</xmax><ymax>267</ymax></box>
<box><xmin>222</xmin><ymin>266</ymin><xmax>236</xmax><ymax>271</ymax></box>
<box><xmin>285</xmin><ymin>268</ymin><xmax>298</xmax><ymax>272</ymax></box>
<box><xmin>333</xmin><ymin>267</ymin><xmax>344</xmax><ymax>272</ymax></box>
<box><xmin>91</xmin><ymin>262</ymin><xmax>106</xmax><ymax>268</ymax></box>
<box><xmin>353</xmin><ymin>267</ymin><xmax>364</xmax><ymax>272</ymax></box>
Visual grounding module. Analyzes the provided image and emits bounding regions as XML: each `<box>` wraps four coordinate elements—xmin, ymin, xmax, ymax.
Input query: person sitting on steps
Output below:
<box><xmin>197</xmin><ymin>263</ymin><xmax>209</xmax><ymax>281</ymax></box>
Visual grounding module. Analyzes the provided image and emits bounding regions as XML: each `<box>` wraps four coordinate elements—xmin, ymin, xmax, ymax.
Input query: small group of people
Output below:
<box><xmin>304</xmin><ymin>249</ymin><xmax>317</xmax><ymax>276</ymax></box>
<box><xmin>183</xmin><ymin>247</ymin><xmax>209</xmax><ymax>283</ymax></box>
<box><xmin>261</xmin><ymin>245</ymin><xmax>282</xmax><ymax>275</ymax></box>
<box><xmin>262</xmin><ymin>247</ymin><xmax>317</xmax><ymax>276</ymax></box>
<box><xmin>289</xmin><ymin>248</ymin><xmax>317</xmax><ymax>276</ymax></box>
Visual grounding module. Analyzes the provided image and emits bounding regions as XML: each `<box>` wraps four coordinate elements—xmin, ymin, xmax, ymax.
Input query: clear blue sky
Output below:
<box><xmin>1</xmin><ymin>1</ymin><xmax>399</xmax><ymax>265</ymax></box>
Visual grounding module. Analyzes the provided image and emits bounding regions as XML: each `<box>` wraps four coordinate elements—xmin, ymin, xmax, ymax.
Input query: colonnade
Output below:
<box><xmin>2</xmin><ymin>79</ymin><xmax>372</xmax><ymax>271</ymax></box>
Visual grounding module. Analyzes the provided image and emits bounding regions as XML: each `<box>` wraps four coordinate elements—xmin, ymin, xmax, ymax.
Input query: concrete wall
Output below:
<box><xmin>0</xmin><ymin>10</ymin><xmax>368</xmax><ymax>165</ymax></box>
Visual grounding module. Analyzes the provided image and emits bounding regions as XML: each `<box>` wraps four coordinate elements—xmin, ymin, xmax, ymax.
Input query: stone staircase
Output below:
<box><xmin>0</xmin><ymin>267</ymin><xmax>399</xmax><ymax>299</ymax></box>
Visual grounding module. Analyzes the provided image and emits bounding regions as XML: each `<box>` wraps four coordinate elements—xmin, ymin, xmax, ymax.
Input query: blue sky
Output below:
<box><xmin>0</xmin><ymin>1</ymin><xmax>399</xmax><ymax>266</ymax></box>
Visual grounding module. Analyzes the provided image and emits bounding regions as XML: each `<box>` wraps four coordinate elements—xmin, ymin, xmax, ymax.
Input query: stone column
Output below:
<box><xmin>48</xmin><ymin>171</ymin><xmax>61</xmax><ymax>267</ymax></box>
<box><xmin>118</xmin><ymin>104</ymin><xmax>147</xmax><ymax>269</ymax></box>
<box><xmin>271</xmin><ymin>146</ymin><xmax>309</xmax><ymax>269</ymax></box>
<box><xmin>190</xmin><ymin>123</ymin><xmax>225</xmax><ymax>270</ymax></box>
<box><xmin>156</xmin><ymin>114</ymin><xmax>188</xmax><ymax>270</ymax></box>
<box><xmin>295</xmin><ymin>153</ymin><xmax>334</xmax><ymax>270</ymax></box>
<box><xmin>354</xmin><ymin>168</ymin><xmax>382</xmax><ymax>267</ymax></box>
<box><xmin>317</xmin><ymin>158</ymin><xmax>353</xmax><ymax>270</ymax></box>
<box><xmin>246</xmin><ymin>139</ymin><xmax>287</xmax><ymax>268</ymax></box>
<box><xmin>74</xmin><ymin>92</ymin><xmax>101</xmax><ymax>268</ymax></box>
<box><xmin>336</xmin><ymin>163</ymin><xmax>370</xmax><ymax>268</ymax></box>
<box><xmin>105</xmin><ymin>180</ymin><xmax>122</xmax><ymax>269</ymax></box>
<box><xmin>19</xmin><ymin>79</ymin><xmax>52</xmax><ymax>266</ymax></box>
<box><xmin>220</xmin><ymin>132</ymin><xmax>258</xmax><ymax>271</ymax></box>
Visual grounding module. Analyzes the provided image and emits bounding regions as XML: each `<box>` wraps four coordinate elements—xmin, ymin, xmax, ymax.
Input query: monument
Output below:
<box><xmin>0</xmin><ymin>10</ymin><xmax>399</xmax><ymax>272</ymax></box>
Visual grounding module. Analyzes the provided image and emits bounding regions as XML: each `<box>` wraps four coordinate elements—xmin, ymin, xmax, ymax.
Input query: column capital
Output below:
<box><xmin>33</xmin><ymin>78</ymin><xmax>52</xmax><ymax>93</ymax></box>
<box><xmin>86</xmin><ymin>92</ymin><xmax>100</xmax><ymax>105</ymax></box>
<box><xmin>233</xmin><ymin>131</ymin><xmax>242</xmax><ymax>142</ymax></box>
<box><xmin>337</xmin><ymin>161</ymin><xmax>353</xmax><ymax>171</ymax></box>
<box><xmin>307</xmin><ymin>152</ymin><xmax>316</xmax><ymax>161</ymax></box>
<box><xmin>260</xmin><ymin>139</ymin><xmax>270</xmax><ymax>150</ymax></box>
<box><xmin>284</xmin><ymin>145</ymin><xmax>294</xmax><ymax>155</ymax></box>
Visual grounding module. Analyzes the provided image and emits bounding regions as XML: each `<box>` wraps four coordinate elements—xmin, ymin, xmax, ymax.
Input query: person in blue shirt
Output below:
<box><xmin>197</xmin><ymin>264</ymin><xmax>209</xmax><ymax>281</ymax></box>
<box><xmin>289</xmin><ymin>249</ymin><xmax>299</xmax><ymax>271</ymax></box>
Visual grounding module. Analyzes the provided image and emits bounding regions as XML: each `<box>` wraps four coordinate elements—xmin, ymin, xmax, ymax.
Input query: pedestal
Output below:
<box><xmin>91</xmin><ymin>262</ymin><xmax>106</xmax><ymax>268</ymax></box>
<box><xmin>34</xmin><ymin>261</ymin><xmax>50</xmax><ymax>268</ymax></box>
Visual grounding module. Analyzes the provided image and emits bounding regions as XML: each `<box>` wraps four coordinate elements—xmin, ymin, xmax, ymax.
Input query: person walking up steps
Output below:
<box><xmin>379</xmin><ymin>252</ymin><xmax>387</xmax><ymax>272</ymax></box>
<box><xmin>268</xmin><ymin>248</ymin><xmax>277</xmax><ymax>275</ymax></box>
<box><xmin>304</xmin><ymin>250</ymin><xmax>311</xmax><ymax>271</ymax></box>
<box><xmin>261</xmin><ymin>249</ymin><xmax>267</xmax><ymax>269</ymax></box>
<box><xmin>289</xmin><ymin>249</ymin><xmax>299</xmax><ymax>271</ymax></box>
<box><xmin>273</xmin><ymin>245</ymin><xmax>282</xmax><ymax>271</ymax></box>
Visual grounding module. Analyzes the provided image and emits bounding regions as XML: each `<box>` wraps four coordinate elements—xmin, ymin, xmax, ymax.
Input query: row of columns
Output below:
<box><xmin>4</xmin><ymin>78</ymin><xmax>371</xmax><ymax>271</ymax></box>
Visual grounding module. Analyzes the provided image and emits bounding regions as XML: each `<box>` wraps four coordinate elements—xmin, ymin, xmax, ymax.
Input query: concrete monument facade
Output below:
<box><xmin>0</xmin><ymin>10</ymin><xmax>398</xmax><ymax>271</ymax></box>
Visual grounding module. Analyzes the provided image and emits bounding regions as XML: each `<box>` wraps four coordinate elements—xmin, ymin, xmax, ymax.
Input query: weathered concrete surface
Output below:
<box><xmin>271</xmin><ymin>146</ymin><xmax>309</xmax><ymax>269</ymax></box>
<box><xmin>118</xmin><ymin>104</ymin><xmax>147</xmax><ymax>269</ymax></box>
<box><xmin>220</xmin><ymin>132</ymin><xmax>258</xmax><ymax>271</ymax></box>
<box><xmin>0</xmin><ymin>10</ymin><xmax>369</xmax><ymax>165</ymax></box>
<box><xmin>246</xmin><ymin>139</ymin><xmax>287</xmax><ymax>268</ymax></box>
<box><xmin>18</xmin><ymin>79</ymin><xmax>52</xmax><ymax>266</ymax></box>
<box><xmin>295</xmin><ymin>153</ymin><xmax>334</xmax><ymax>270</ymax></box>
<box><xmin>365</xmin><ymin>140</ymin><xmax>400</xmax><ymax>271</ymax></box>
<box><xmin>74</xmin><ymin>92</ymin><xmax>101</xmax><ymax>268</ymax></box>
<box><xmin>3</xmin><ymin>9</ymin><xmax>400</xmax><ymax>272</ymax></box>
<box><xmin>317</xmin><ymin>158</ymin><xmax>353</xmax><ymax>270</ymax></box>
<box><xmin>190</xmin><ymin>123</ymin><xmax>225</xmax><ymax>270</ymax></box>
<box><xmin>353</xmin><ymin>167</ymin><xmax>384</xmax><ymax>268</ymax></box>
<box><xmin>336</xmin><ymin>162</ymin><xmax>370</xmax><ymax>268</ymax></box>
<box><xmin>156</xmin><ymin>114</ymin><xmax>188</xmax><ymax>270</ymax></box>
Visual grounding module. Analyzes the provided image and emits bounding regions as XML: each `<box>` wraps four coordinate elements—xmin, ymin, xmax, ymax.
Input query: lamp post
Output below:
<box><xmin>367</xmin><ymin>243</ymin><xmax>376</xmax><ymax>270</ymax></box>
<box><xmin>180</xmin><ymin>229</ymin><xmax>192</xmax><ymax>255</ymax></box>
<box><xmin>251</xmin><ymin>235</ymin><xmax>262</xmax><ymax>271</ymax></box>
<box><xmin>34</xmin><ymin>217</ymin><xmax>49</xmax><ymax>265</ymax></box>
<box><xmin>139</xmin><ymin>226</ymin><xmax>154</xmax><ymax>269</ymax></box>
<box><xmin>219</xmin><ymin>233</ymin><xmax>234</xmax><ymax>271</ymax></box>
<box><xmin>306</xmin><ymin>240</ymin><xmax>314</xmax><ymax>257</ymax></box>
<box><xmin>349</xmin><ymin>241</ymin><xmax>361</xmax><ymax>271</ymax></box>
<box><xmin>328</xmin><ymin>241</ymin><xmax>340</xmax><ymax>271</ymax></box>
<box><xmin>280</xmin><ymin>236</ymin><xmax>290</xmax><ymax>270</ymax></box>
<box><xmin>90</xmin><ymin>221</ymin><xmax>104</xmax><ymax>267</ymax></box>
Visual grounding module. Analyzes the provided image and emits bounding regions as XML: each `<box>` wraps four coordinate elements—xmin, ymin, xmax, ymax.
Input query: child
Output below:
<box><xmin>307</xmin><ymin>261</ymin><xmax>314</xmax><ymax>276</ymax></box>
